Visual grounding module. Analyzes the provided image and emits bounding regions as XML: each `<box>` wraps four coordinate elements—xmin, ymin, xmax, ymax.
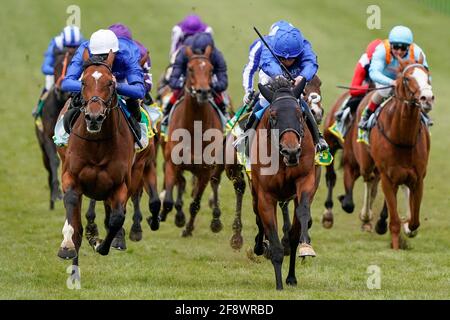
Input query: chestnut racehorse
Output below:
<box><xmin>250</xmin><ymin>77</ymin><xmax>317</xmax><ymax>290</ymax></box>
<box><xmin>352</xmin><ymin>57</ymin><xmax>433</xmax><ymax>248</ymax></box>
<box><xmin>57</xmin><ymin>49</ymin><xmax>135</xmax><ymax>275</ymax></box>
<box><xmin>160</xmin><ymin>45</ymin><xmax>224</xmax><ymax>237</ymax></box>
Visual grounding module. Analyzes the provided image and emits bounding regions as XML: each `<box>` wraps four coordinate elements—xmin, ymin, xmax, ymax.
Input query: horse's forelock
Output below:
<box><xmin>267</xmin><ymin>77</ymin><xmax>292</xmax><ymax>92</ymax></box>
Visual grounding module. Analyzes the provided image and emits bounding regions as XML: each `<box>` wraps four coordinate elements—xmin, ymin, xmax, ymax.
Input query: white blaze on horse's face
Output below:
<box><xmin>91</xmin><ymin>71</ymin><xmax>103</xmax><ymax>88</ymax></box>
<box><xmin>411</xmin><ymin>67</ymin><xmax>434</xmax><ymax>111</ymax></box>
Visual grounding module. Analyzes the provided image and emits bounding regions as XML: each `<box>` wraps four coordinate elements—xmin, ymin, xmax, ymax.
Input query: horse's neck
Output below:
<box><xmin>383</xmin><ymin>84</ymin><xmax>421</xmax><ymax>146</ymax></box>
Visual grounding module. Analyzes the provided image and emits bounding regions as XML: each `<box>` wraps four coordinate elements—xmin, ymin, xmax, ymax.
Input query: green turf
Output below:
<box><xmin>0</xmin><ymin>0</ymin><xmax>449</xmax><ymax>299</ymax></box>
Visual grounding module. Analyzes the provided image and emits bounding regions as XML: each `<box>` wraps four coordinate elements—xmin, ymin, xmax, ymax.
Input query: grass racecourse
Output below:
<box><xmin>0</xmin><ymin>0</ymin><xmax>449</xmax><ymax>299</ymax></box>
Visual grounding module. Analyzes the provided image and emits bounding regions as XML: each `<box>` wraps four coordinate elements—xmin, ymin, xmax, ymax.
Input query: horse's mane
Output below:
<box><xmin>82</xmin><ymin>54</ymin><xmax>108</xmax><ymax>70</ymax></box>
<box><xmin>267</xmin><ymin>77</ymin><xmax>292</xmax><ymax>92</ymax></box>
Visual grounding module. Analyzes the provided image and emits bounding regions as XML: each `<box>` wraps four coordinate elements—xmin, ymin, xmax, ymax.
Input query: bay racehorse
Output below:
<box><xmin>250</xmin><ymin>77</ymin><xmax>317</xmax><ymax>290</ymax></box>
<box><xmin>57</xmin><ymin>49</ymin><xmax>135</xmax><ymax>275</ymax></box>
<box><xmin>352</xmin><ymin>56</ymin><xmax>433</xmax><ymax>248</ymax></box>
<box><xmin>160</xmin><ymin>45</ymin><xmax>224</xmax><ymax>237</ymax></box>
<box><xmin>35</xmin><ymin>46</ymin><xmax>76</xmax><ymax>209</ymax></box>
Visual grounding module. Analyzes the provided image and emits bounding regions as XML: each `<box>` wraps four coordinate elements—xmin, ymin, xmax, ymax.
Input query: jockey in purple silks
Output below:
<box><xmin>108</xmin><ymin>23</ymin><xmax>153</xmax><ymax>105</ymax></box>
<box><xmin>163</xmin><ymin>14</ymin><xmax>213</xmax><ymax>85</ymax></box>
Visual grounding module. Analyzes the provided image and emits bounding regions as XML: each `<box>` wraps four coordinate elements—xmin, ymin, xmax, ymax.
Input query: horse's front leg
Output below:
<box><xmin>209</xmin><ymin>169</ymin><xmax>224</xmax><ymax>233</ymax></box>
<box><xmin>404</xmin><ymin>181</ymin><xmax>423</xmax><ymax>238</ymax></box>
<box><xmin>160</xmin><ymin>159</ymin><xmax>176</xmax><ymax>222</ymax></box>
<box><xmin>323</xmin><ymin>145</ymin><xmax>338</xmax><ymax>228</ymax></box>
<box><xmin>130</xmin><ymin>188</ymin><xmax>144</xmax><ymax>241</ymax></box>
<box><xmin>226</xmin><ymin>164</ymin><xmax>246</xmax><ymax>250</ymax></box>
<box><xmin>42</xmin><ymin>135</ymin><xmax>62</xmax><ymax>209</ymax></box>
<box><xmin>257</xmin><ymin>192</ymin><xmax>283</xmax><ymax>290</ymax></box>
<box><xmin>380</xmin><ymin>173</ymin><xmax>403</xmax><ymax>249</ymax></box>
<box><xmin>182</xmin><ymin>172</ymin><xmax>210</xmax><ymax>237</ymax></box>
<box><xmin>145</xmin><ymin>145</ymin><xmax>161</xmax><ymax>231</ymax></box>
<box><xmin>173</xmin><ymin>173</ymin><xmax>186</xmax><ymax>228</ymax></box>
<box><xmin>85</xmin><ymin>198</ymin><xmax>99</xmax><ymax>244</ymax></box>
<box><xmin>58</xmin><ymin>173</ymin><xmax>83</xmax><ymax>261</ymax></box>
<box><xmin>96</xmin><ymin>183</ymin><xmax>128</xmax><ymax>255</ymax></box>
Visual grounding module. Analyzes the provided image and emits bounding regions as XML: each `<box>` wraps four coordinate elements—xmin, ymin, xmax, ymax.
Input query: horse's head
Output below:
<box><xmin>259</xmin><ymin>77</ymin><xmax>307</xmax><ymax>167</ymax></box>
<box><xmin>304</xmin><ymin>75</ymin><xmax>324</xmax><ymax>124</ymax></box>
<box><xmin>397</xmin><ymin>55</ymin><xmax>434</xmax><ymax>113</ymax></box>
<box><xmin>185</xmin><ymin>45</ymin><xmax>213</xmax><ymax>104</ymax></box>
<box><xmin>54</xmin><ymin>46</ymin><xmax>77</xmax><ymax>100</ymax></box>
<box><xmin>80</xmin><ymin>48</ymin><xmax>117</xmax><ymax>133</ymax></box>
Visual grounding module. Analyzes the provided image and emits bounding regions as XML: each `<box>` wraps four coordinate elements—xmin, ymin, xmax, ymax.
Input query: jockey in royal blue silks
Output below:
<box><xmin>55</xmin><ymin>29</ymin><xmax>145</xmax><ymax>145</ymax></box>
<box><xmin>243</xmin><ymin>25</ymin><xmax>329</xmax><ymax>153</ymax></box>
<box><xmin>161</xmin><ymin>32</ymin><xmax>228</xmax><ymax>127</ymax></box>
<box><xmin>33</xmin><ymin>25</ymin><xmax>84</xmax><ymax>117</ymax></box>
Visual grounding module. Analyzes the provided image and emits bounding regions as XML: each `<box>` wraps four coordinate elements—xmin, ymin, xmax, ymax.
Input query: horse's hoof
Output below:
<box><xmin>246</xmin><ymin>247</ymin><xmax>261</xmax><ymax>263</ymax></box>
<box><xmin>159</xmin><ymin>211</ymin><xmax>168</xmax><ymax>222</ymax></box>
<box><xmin>163</xmin><ymin>201</ymin><xmax>174</xmax><ymax>215</ymax></box>
<box><xmin>111</xmin><ymin>238</ymin><xmax>127</xmax><ymax>251</ymax></box>
<box><xmin>181</xmin><ymin>229</ymin><xmax>192</xmax><ymax>237</ymax></box>
<box><xmin>129</xmin><ymin>225</ymin><xmax>143</xmax><ymax>242</ymax></box>
<box><xmin>174</xmin><ymin>211</ymin><xmax>186</xmax><ymax>228</ymax></box>
<box><xmin>298</xmin><ymin>243</ymin><xmax>316</xmax><ymax>257</ymax></box>
<box><xmin>338</xmin><ymin>195</ymin><xmax>354</xmax><ymax>213</ymax></box>
<box><xmin>149</xmin><ymin>199</ymin><xmax>161</xmax><ymax>216</ymax></box>
<box><xmin>361</xmin><ymin>222</ymin><xmax>373</xmax><ymax>232</ymax></box>
<box><xmin>403</xmin><ymin>222</ymin><xmax>418</xmax><ymax>238</ymax></box>
<box><xmin>50</xmin><ymin>200</ymin><xmax>55</xmax><ymax>210</ymax></box>
<box><xmin>57</xmin><ymin>247</ymin><xmax>77</xmax><ymax>260</ymax></box>
<box><xmin>375</xmin><ymin>220</ymin><xmax>388</xmax><ymax>235</ymax></box>
<box><xmin>95</xmin><ymin>241</ymin><xmax>110</xmax><ymax>256</ymax></box>
<box><xmin>322</xmin><ymin>212</ymin><xmax>334</xmax><ymax>229</ymax></box>
<box><xmin>230</xmin><ymin>233</ymin><xmax>243</xmax><ymax>250</ymax></box>
<box><xmin>286</xmin><ymin>276</ymin><xmax>297</xmax><ymax>286</ymax></box>
<box><xmin>147</xmin><ymin>216</ymin><xmax>160</xmax><ymax>231</ymax></box>
<box><xmin>210</xmin><ymin>218</ymin><xmax>223</xmax><ymax>233</ymax></box>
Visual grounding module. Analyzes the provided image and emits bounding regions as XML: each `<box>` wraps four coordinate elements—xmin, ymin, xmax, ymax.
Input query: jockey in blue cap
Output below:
<box><xmin>33</xmin><ymin>25</ymin><xmax>84</xmax><ymax>117</ymax></box>
<box><xmin>161</xmin><ymin>32</ymin><xmax>227</xmax><ymax>128</ymax></box>
<box><xmin>243</xmin><ymin>24</ymin><xmax>328</xmax><ymax>154</ymax></box>
<box><xmin>55</xmin><ymin>29</ymin><xmax>145</xmax><ymax>145</ymax></box>
<box><xmin>359</xmin><ymin>25</ymin><xmax>431</xmax><ymax>131</ymax></box>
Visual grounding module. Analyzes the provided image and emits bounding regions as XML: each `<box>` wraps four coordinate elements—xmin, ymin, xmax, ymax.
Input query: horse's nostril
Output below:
<box><xmin>432</xmin><ymin>96</ymin><xmax>435</xmax><ymax>101</ymax></box>
<box><xmin>420</xmin><ymin>96</ymin><xmax>427</xmax><ymax>101</ymax></box>
<box><xmin>97</xmin><ymin>115</ymin><xmax>105</xmax><ymax>122</ymax></box>
<box><xmin>85</xmin><ymin>114</ymin><xmax>91</xmax><ymax>121</ymax></box>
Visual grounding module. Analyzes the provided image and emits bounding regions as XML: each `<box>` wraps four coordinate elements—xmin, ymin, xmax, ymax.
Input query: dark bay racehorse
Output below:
<box><xmin>57</xmin><ymin>50</ymin><xmax>135</xmax><ymax>276</ymax></box>
<box><xmin>352</xmin><ymin>57</ymin><xmax>433</xmax><ymax>248</ymax></box>
<box><xmin>160</xmin><ymin>45</ymin><xmax>223</xmax><ymax>237</ymax></box>
<box><xmin>250</xmin><ymin>77</ymin><xmax>317</xmax><ymax>290</ymax></box>
<box><xmin>35</xmin><ymin>46</ymin><xmax>76</xmax><ymax>209</ymax></box>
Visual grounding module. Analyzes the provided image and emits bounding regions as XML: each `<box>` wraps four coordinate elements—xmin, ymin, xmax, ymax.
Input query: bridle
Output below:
<box><xmin>185</xmin><ymin>55</ymin><xmax>212</xmax><ymax>98</ymax></box>
<box><xmin>80</xmin><ymin>62</ymin><xmax>118</xmax><ymax>117</ymax></box>
<box><xmin>268</xmin><ymin>94</ymin><xmax>304</xmax><ymax>140</ymax></box>
<box><xmin>396</xmin><ymin>63</ymin><xmax>426</xmax><ymax>108</ymax></box>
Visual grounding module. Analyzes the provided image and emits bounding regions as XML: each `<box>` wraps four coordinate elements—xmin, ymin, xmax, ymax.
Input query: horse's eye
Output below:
<box><xmin>108</xmin><ymin>80</ymin><xmax>114</xmax><ymax>86</ymax></box>
<box><xmin>81</xmin><ymin>80</ymin><xmax>86</xmax><ymax>86</ymax></box>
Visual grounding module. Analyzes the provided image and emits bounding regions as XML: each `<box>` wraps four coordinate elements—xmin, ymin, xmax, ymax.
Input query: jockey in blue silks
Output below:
<box><xmin>33</xmin><ymin>25</ymin><xmax>84</xmax><ymax>117</ymax></box>
<box><xmin>54</xmin><ymin>29</ymin><xmax>145</xmax><ymax>146</ymax></box>
<box><xmin>161</xmin><ymin>32</ymin><xmax>228</xmax><ymax>127</ymax></box>
<box><xmin>358</xmin><ymin>25</ymin><xmax>431</xmax><ymax>131</ymax></box>
<box><xmin>243</xmin><ymin>24</ymin><xmax>328</xmax><ymax>153</ymax></box>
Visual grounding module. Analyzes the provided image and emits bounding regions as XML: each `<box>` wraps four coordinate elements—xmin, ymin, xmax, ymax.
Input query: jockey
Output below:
<box><xmin>60</xmin><ymin>29</ymin><xmax>145</xmax><ymax>135</ymax></box>
<box><xmin>359</xmin><ymin>26</ymin><xmax>429</xmax><ymax>131</ymax></box>
<box><xmin>33</xmin><ymin>25</ymin><xmax>84</xmax><ymax>117</ymax></box>
<box><xmin>162</xmin><ymin>14</ymin><xmax>213</xmax><ymax>86</ymax></box>
<box><xmin>243</xmin><ymin>26</ymin><xmax>328</xmax><ymax>153</ymax></box>
<box><xmin>161</xmin><ymin>32</ymin><xmax>227</xmax><ymax>128</ymax></box>
<box><xmin>242</xmin><ymin>20</ymin><xmax>295</xmax><ymax>105</ymax></box>
<box><xmin>335</xmin><ymin>39</ymin><xmax>382</xmax><ymax>122</ymax></box>
<box><xmin>108</xmin><ymin>23</ymin><xmax>153</xmax><ymax>105</ymax></box>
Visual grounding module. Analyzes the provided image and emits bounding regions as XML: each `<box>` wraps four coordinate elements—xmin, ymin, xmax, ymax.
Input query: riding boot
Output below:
<box><xmin>358</xmin><ymin>107</ymin><xmax>374</xmax><ymax>130</ymax></box>
<box><xmin>302</xmin><ymin>101</ymin><xmax>328</xmax><ymax>152</ymax></box>
<box><xmin>161</xmin><ymin>101</ymin><xmax>174</xmax><ymax>127</ymax></box>
<box><xmin>126</xmin><ymin>99</ymin><xmax>142</xmax><ymax>140</ymax></box>
<box><xmin>63</xmin><ymin>92</ymin><xmax>83</xmax><ymax>134</ymax></box>
<box><xmin>32</xmin><ymin>88</ymin><xmax>48</xmax><ymax>118</ymax></box>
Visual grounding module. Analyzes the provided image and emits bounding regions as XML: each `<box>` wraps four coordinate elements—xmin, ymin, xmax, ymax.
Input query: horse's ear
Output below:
<box><xmin>186</xmin><ymin>46</ymin><xmax>193</xmax><ymax>58</ymax></box>
<box><xmin>139</xmin><ymin>55</ymin><xmax>147</xmax><ymax>68</ymax></box>
<box><xmin>105</xmin><ymin>50</ymin><xmax>115</xmax><ymax>67</ymax></box>
<box><xmin>258</xmin><ymin>83</ymin><xmax>274</xmax><ymax>102</ymax></box>
<box><xmin>418</xmin><ymin>52</ymin><xmax>424</xmax><ymax>65</ymax></box>
<box><xmin>204</xmin><ymin>45</ymin><xmax>212</xmax><ymax>58</ymax></box>
<box><xmin>292</xmin><ymin>77</ymin><xmax>307</xmax><ymax>99</ymax></box>
<box><xmin>82</xmin><ymin>47</ymin><xmax>90</xmax><ymax>62</ymax></box>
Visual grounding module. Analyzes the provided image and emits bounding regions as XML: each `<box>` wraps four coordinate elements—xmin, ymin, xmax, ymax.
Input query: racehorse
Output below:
<box><xmin>34</xmin><ymin>46</ymin><xmax>76</xmax><ymax>209</ymax></box>
<box><xmin>160</xmin><ymin>45</ymin><xmax>224</xmax><ymax>237</ymax></box>
<box><xmin>57</xmin><ymin>49</ymin><xmax>135</xmax><ymax>272</ymax></box>
<box><xmin>352</xmin><ymin>56</ymin><xmax>433</xmax><ymax>248</ymax></box>
<box><xmin>250</xmin><ymin>77</ymin><xmax>317</xmax><ymax>290</ymax></box>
